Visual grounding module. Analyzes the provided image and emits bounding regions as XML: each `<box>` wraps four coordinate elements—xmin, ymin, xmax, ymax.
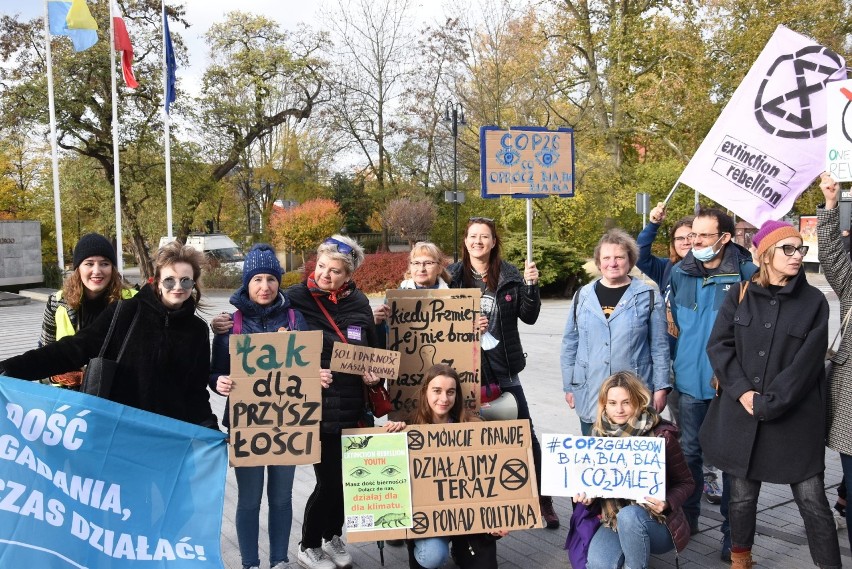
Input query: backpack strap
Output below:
<box><xmin>288</xmin><ymin>308</ymin><xmax>296</xmax><ymax>331</ymax></box>
<box><xmin>233</xmin><ymin>310</ymin><xmax>243</xmax><ymax>334</ymax></box>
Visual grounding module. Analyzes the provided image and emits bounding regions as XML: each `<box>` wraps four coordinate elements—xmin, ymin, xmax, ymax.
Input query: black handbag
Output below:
<box><xmin>81</xmin><ymin>301</ymin><xmax>140</xmax><ymax>398</ymax></box>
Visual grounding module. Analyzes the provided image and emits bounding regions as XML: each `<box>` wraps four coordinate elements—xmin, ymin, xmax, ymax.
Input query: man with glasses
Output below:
<box><xmin>668</xmin><ymin>207</ymin><xmax>757</xmax><ymax>561</ymax></box>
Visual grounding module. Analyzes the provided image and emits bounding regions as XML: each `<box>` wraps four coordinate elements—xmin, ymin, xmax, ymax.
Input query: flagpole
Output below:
<box><xmin>162</xmin><ymin>1</ymin><xmax>173</xmax><ymax>240</ymax></box>
<box><xmin>43</xmin><ymin>0</ymin><xmax>65</xmax><ymax>271</ymax></box>
<box><xmin>109</xmin><ymin>1</ymin><xmax>124</xmax><ymax>273</ymax></box>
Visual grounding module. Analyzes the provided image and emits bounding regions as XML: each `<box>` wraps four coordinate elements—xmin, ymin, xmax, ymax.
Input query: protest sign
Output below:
<box><xmin>0</xmin><ymin>375</ymin><xmax>227</xmax><ymax>568</ymax></box>
<box><xmin>341</xmin><ymin>432</ymin><xmax>412</xmax><ymax>532</ymax></box>
<box><xmin>344</xmin><ymin>420</ymin><xmax>542</xmax><ymax>543</ymax></box>
<box><xmin>480</xmin><ymin>126</ymin><xmax>575</xmax><ymax>198</ymax></box>
<box><xmin>228</xmin><ymin>330</ymin><xmax>323</xmax><ymax>466</ymax></box>
<box><xmin>799</xmin><ymin>215</ymin><xmax>819</xmax><ymax>264</ymax></box>
<box><xmin>384</xmin><ymin>289</ymin><xmax>481</xmax><ymax>421</ymax></box>
<box><xmin>330</xmin><ymin>343</ymin><xmax>401</xmax><ymax>379</ymax></box>
<box><xmin>540</xmin><ymin>434</ymin><xmax>666</xmax><ymax>501</ymax></box>
<box><xmin>678</xmin><ymin>25</ymin><xmax>846</xmax><ymax>226</ymax></box>
<box><xmin>826</xmin><ymin>79</ymin><xmax>852</xmax><ymax>182</ymax></box>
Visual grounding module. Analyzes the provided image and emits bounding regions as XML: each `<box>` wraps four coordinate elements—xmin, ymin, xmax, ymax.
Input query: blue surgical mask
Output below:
<box><xmin>692</xmin><ymin>235</ymin><xmax>724</xmax><ymax>262</ymax></box>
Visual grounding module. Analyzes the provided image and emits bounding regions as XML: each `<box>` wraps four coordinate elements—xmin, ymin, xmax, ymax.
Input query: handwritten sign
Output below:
<box><xmin>480</xmin><ymin>126</ymin><xmax>575</xmax><ymax>198</ymax></box>
<box><xmin>228</xmin><ymin>331</ymin><xmax>323</xmax><ymax>466</ymax></box>
<box><xmin>826</xmin><ymin>79</ymin><xmax>852</xmax><ymax>182</ymax></box>
<box><xmin>330</xmin><ymin>343</ymin><xmax>401</xmax><ymax>379</ymax></box>
<box><xmin>541</xmin><ymin>434</ymin><xmax>666</xmax><ymax>501</ymax></box>
<box><xmin>342</xmin><ymin>433</ymin><xmax>412</xmax><ymax>532</ymax></box>
<box><xmin>344</xmin><ymin>420</ymin><xmax>542</xmax><ymax>543</ymax></box>
<box><xmin>384</xmin><ymin>289</ymin><xmax>481</xmax><ymax>421</ymax></box>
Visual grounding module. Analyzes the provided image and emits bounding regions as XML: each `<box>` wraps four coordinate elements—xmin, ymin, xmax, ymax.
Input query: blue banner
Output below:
<box><xmin>0</xmin><ymin>376</ymin><xmax>227</xmax><ymax>568</ymax></box>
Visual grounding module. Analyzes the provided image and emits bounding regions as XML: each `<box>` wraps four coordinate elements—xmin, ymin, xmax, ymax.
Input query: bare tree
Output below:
<box><xmin>383</xmin><ymin>197</ymin><xmax>437</xmax><ymax>246</ymax></box>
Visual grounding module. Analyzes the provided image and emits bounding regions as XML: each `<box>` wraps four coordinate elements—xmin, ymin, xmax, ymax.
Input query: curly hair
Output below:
<box><xmin>153</xmin><ymin>242</ymin><xmax>206</xmax><ymax>305</ymax></box>
<box><xmin>62</xmin><ymin>262</ymin><xmax>126</xmax><ymax>311</ymax></box>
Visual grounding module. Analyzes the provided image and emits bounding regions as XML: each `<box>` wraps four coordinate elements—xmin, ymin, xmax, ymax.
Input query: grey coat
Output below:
<box><xmin>817</xmin><ymin>206</ymin><xmax>852</xmax><ymax>456</ymax></box>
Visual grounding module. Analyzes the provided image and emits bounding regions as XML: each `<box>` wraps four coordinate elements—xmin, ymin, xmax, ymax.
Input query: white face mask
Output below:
<box><xmin>692</xmin><ymin>235</ymin><xmax>724</xmax><ymax>262</ymax></box>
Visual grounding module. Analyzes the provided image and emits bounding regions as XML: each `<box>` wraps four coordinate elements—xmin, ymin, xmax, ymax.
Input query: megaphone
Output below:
<box><xmin>479</xmin><ymin>391</ymin><xmax>518</xmax><ymax>421</ymax></box>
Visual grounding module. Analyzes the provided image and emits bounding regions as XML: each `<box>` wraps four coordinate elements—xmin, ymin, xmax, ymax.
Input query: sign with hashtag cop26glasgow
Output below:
<box><xmin>678</xmin><ymin>25</ymin><xmax>846</xmax><ymax>227</ymax></box>
<box><xmin>480</xmin><ymin>126</ymin><xmax>575</xmax><ymax>198</ymax></box>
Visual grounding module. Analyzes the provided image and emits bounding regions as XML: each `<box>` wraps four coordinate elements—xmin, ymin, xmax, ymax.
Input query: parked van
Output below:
<box><xmin>159</xmin><ymin>233</ymin><xmax>245</xmax><ymax>269</ymax></box>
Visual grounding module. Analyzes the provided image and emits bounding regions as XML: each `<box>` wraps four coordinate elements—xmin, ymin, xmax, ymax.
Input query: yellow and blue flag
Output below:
<box><xmin>47</xmin><ymin>0</ymin><xmax>98</xmax><ymax>52</ymax></box>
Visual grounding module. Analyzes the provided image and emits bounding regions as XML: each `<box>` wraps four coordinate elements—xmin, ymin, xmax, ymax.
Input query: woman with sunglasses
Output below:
<box><xmin>446</xmin><ymin>217</ymin><xmax>561</xmax><ymax>529</ymax></box>
<box><xmin>284</xmin><ymin>235</ymin><xmax>381</xmax><ymax>569</ymax></box>
<box><xmin>37</xmin><ymin>233</ymin><xmax>137</xmax><ymax>389</ymax></box>
<box><xmin>0</xmin><ymin>241</ymin><xmax>218</xmax><ymax>427</ymax></box>
<box><xmin>700</xmin><ymin>220</ymin><xmax>840</xmax><ymax>569</ymax></box>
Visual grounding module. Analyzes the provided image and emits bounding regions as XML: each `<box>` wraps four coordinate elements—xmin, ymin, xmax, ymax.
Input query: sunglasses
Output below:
<box><xmin>161</xmin><ymin>276</ymin><xmax>195</xmax><ymax>291</ymax></box>
<box><xmin>774</xmin><ymin>244</ymin><xmax>809</xmax><ymax>257</ymax></box>
<box><xmin>323</xmin><ymin>238</ymin><xmax>355</xmax><ymax>257</ymax></box>
<box><xmin>469</xmin><ymin>217</ymin><xmax>494</xmax><ymax>223</ymax></box>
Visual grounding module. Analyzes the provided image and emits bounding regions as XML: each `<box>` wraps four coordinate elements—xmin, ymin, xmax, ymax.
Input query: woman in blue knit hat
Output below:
<box><xmin>209</xmin><ymin>243</ymin><xmax>310</xmax><ymax>569</ymax></box>
<box><xmin>38</xmin><ymin>232</ymin><xmax>136</xmax><ymax>388</ymax></box>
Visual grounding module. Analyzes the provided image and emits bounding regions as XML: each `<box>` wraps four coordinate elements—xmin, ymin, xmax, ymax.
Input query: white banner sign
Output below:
<box><xmin>826</xmin><ymin>79</ymin><xmax>852</xmax><ymax>182</ymax></box>
<box><xmin>678</xmin><ymin>25</ymin><xmax>846</xmax><ymax>226</ymax></box>
<box><xmin>540</xmin><ymin>434</ymin><xmax>666</xmax><ymax>502</ymax></box>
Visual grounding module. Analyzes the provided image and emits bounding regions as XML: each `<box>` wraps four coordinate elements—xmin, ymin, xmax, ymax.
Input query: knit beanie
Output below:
<box><xmin>752</xmin><ymin>220</ymin><xmax>801</xmax><ymax>259</ymax></box>
<box><xmin>243</xmin><ymin>244</ymin><xmax>282</xmax><ymax>288</ymax></box>
<box><xmin>73</xmin><ymin>233</ymin><xmax>117</xmax><ymax>269</ymax></box>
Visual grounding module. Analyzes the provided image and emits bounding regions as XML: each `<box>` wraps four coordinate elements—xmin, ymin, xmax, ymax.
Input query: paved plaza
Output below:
<box><xmin>0</xmin><ymin>273</ymin><xmax>849</xmax><ymax>568</ymax></box>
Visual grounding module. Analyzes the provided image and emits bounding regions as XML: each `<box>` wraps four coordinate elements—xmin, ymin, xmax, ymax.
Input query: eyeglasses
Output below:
<box><xmin>161</xmin><ymin>276</ymin><xmax>195</xmax><ymax>291</ymax></box>
<box><xmin>693</xmin><ymin>232</ymin><xmax>724</xmax><ymax>240</ymax></box>
<box><xmin>469</xmin><ymin>217</ymin><xmax>494</xmax><ymax>223</ymax></box>
<box><xmin>673</xmin><ymin>233</ymin><xmax>697</xmax><ymax>243</ymax></box>
<box><xmin>410</xmin><ymin>261</ymin><xmax>438</xmax><ymax>268</ymax></box>
<box><xmin>774</xmin><ymin>244</ymin><xmax>809</xmax><ymax>257</ymax></box>
<box><xmin>323</xmin><ymin>238</ymin><xmax>356</xmax><ymax>258</ymax></box>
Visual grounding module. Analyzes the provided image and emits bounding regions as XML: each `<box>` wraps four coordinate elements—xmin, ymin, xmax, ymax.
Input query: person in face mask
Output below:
<box><xmin>667</xmin><ymin>207</ymin><xmax>756</xmax><ymax>562</ymax></box>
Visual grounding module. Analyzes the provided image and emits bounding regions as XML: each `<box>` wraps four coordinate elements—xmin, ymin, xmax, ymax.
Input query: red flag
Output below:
<box><xmin>113</xmin><ymin>12</ymin><xmax>138</xmax><ymax>88</ymax></box>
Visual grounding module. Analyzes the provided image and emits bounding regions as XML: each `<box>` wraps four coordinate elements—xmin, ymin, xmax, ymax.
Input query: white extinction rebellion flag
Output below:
<box><xmin>678</xmin><ymin>25</ymin><xmax>846</xmax><ymax>226</ymax></box>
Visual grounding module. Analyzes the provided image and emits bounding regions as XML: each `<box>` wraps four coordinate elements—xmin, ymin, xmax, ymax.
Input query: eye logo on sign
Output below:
<box><xmin>495</xmin><ymin>147</ymin><xmax>520</xmax><ymax>167</ymax></box>
<box><xmin>535</xmin><ymin>148</ymin><xmax>559</xmax><ymax>167</ymax></box>
<box><xmin>754</xmin><ymin>44</ymin><xmax>844</xmax><ymax>140</ymax></box>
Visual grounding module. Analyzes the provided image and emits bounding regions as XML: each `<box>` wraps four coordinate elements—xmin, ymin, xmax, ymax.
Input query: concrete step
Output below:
<box><xmin>16</xmin><ymin>288</ymin><xmax>57</xmax><ymax>303</ymax></box>
<box><xmin>0</xmin><ymin>291</ymin><xmax>31</xmax><ymax>306</ymax></box>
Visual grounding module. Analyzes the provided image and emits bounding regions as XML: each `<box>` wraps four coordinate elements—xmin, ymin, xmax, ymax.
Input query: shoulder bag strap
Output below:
<box><xmin>312</xmin><ymin>295</ymin><xmax>347</xmax><ymax>343</ymax></box>
<box><xmin>98</xmin><ymin>301</ymin><xmax>124</xmax><ymax>357</ymax></box>
<box><xmin>115</xmin><ymin>304</ymin><xmax>142</xmax><ymax>363</ymax></box>
<box><xmin>829</xmin><ymin>304</ymin><xmax>852</xmax><ymax>354</ymax></box>
<box><xmin>288</xmin><ymin>308</ymin><xmax>296</xmax><ymax>331</ymax></box>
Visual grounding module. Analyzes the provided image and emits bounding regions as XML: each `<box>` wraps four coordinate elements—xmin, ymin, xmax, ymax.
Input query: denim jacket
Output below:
<box><xmin>561</xmin><ymin>277</ymin><xmax>671</xmax><ymax>423</ymax></box>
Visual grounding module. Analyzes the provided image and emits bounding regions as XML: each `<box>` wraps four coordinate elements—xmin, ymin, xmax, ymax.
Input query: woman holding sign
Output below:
<box><xmin>570</xmin><ymin>371</ymin><xmax>693</xmax><ymax>569</ymax></box>
<box><xmin>210</xmin><ymin>244</ymin><xmax>310</xmax><ymax>569</ymax></box>
<box><xmin>700</xmin><ymin>219</ymin><xmax>841</xmax><ymax>569</ymax></box>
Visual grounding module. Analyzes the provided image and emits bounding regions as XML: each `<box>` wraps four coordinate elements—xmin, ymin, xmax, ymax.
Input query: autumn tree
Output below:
<box><xmin>383</xmin><ymin>198</ymin><xmax>437</xmax><ymax>246</ymax></box>
<box><xmin>269</xmin><ymin>198</ymin><xmax>342</xmax><ymax>263</ymax></box>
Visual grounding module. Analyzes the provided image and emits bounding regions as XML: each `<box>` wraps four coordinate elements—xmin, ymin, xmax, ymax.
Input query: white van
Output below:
<box><xmin>159</xmin><ymin>233</ymin><xmax>245</xmax><ymax>270</ymax></box>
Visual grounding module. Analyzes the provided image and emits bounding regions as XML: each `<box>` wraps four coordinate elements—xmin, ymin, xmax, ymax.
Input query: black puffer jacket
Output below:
<box><xmin>447</xmin><ymin>261</ymin><xmax>540</xmax><ymax>383</ymax></box>
<box><xmin>1</xmin><ymin>284</ymin><xmax>217</xmax><ymax>427</ymax></box>
<box><xmin>286</xmin><ymin>283</ymin><xmax>377</xmax><ymax>433</ymax></box>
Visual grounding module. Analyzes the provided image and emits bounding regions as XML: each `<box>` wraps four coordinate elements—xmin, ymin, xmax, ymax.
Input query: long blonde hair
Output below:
<box><xmin>592</xmin><ymin>371</ymin><xmax>652</xmax><ymax>434</ymax></box>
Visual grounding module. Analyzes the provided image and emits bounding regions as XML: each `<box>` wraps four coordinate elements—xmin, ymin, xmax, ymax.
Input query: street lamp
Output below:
<box><xmin>444</xmin><ymin>101</ymin><xmax>466</xmax><ymax>262</ymax></box>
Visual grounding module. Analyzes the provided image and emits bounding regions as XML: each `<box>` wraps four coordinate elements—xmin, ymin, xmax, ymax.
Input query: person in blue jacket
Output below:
<box><xmin>636</xmin><ymin>202</ymin><xmax>694</xmax><ymax>294</ymax></box>
<box><xmin>561</xmin><ymin>228</ymin><xmax>671</xmax><ymax>436</ymax></box>
<box><xmin>210</xmin><ymin>244</ymin><xmax>310</xmax><ymax>569</ymax></box>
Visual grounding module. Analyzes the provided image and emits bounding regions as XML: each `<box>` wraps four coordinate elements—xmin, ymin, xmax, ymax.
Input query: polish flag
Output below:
<box><xmin>113</xmin><ymin>4</ymin><xmax>138</xmax><ymax>88</ymax></box>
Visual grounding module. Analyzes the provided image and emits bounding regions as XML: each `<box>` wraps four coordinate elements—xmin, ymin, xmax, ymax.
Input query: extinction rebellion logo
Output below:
<box><xmin>754</xmin><ymin>44</ymin><xmax>844</xmax><ymax>139</ymax></box>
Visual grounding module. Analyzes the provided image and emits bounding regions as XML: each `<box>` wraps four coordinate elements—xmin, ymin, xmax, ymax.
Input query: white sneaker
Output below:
<box><xmin>835</xmin><ymin>510</ymin><xmax>847</xmax><ymax>530</ymax></box>
<box><xmin>297</xmin><ymin>547</ymin><xmax>335</xmax><ymax>569</ymax></box>
<box><xmin>321</xmin><ymin>536</ymin><xmax>353</xmax><ymax>569</ymax></box>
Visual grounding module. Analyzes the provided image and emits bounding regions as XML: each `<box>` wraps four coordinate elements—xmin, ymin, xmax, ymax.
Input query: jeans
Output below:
<box><xmin>728</xmin><ymin>473</ymin><xmax>841</xmax><ymax>569</ymax></box>
<box><xmin>502</xmin><ymin>383</ymin><xmax>544</xmax><ymax>492</ymax></box>
<box><xmin>302</xmin><ymin>431</ymin><xmax>345</xmax><ymax>548</ymax></box>
<box><xmin>840</xmin><ymin>453</ymin><xmax>852</xmax><ymax>548</ymax></box>
<box><xmin>586</xmin><ymin>505</ymin><xmax>674</xmax><ymax>569</ymax></box>
<box><xmin>412</xmin><ymin>537</ymin><xmax>450</xmax><ymax>568</ymax></box>
<box><xmin>677</xmin><ymin>392</ymin><xmax>711</xmax><ymax>525</ymax></box>
<box><xmin>235</xmin><ymin>465</ymin><xmax>296</xmax><ymax>567</ymax></box>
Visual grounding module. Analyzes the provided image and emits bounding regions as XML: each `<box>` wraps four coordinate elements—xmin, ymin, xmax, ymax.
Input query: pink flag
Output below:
<box><xmin>113</xmin><ymin>7</ymin><xmax>138</xmax><ymax>88</ymax></box>
<box><xmin>678</xmin><ymin>25</ymin><xmax>845</xmax><ymax>226</ymax></box>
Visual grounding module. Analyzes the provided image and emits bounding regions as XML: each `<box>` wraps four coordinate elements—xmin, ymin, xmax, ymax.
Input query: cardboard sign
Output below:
<box><xmin>228</xmin><ymin>331</ymin><xmax>323</xmax><ymax>466</ymax></box>
<box><xmin>342</xmin><ymin>433</ymin><xmax>412</xmax><ymax>532</ymax></box>
<box><xmin>344</xmin><ymin>420</ymin><xmax>542</xmax><ymax>543</ymax></box>
<box><xmin>540</xmin><ymin>434</ymin><xmax>667</xmax><ymax>502</ymax></box>
<box><xmin>384</xmin><ymin>289</ymin><xmax>481</xmax><ymax>421</ymax></box>
<box><xmin>799</xmin><ymin>215</ymin><xmax>819</xmax><ymax>264</ymax></box>
<box><xmin>480</xmin><ymin>126</ymin><xmax>575</xmax><ymax>198</ymax></box>
<box><xmin>330</xmin><ymin>342</ymin><xmax>401</xmax><ymax>379</ymax></box>
<box><xmin>826</xmin><ymin>79</ymin><xmax>852</xmax><ymax>182</ymax></box>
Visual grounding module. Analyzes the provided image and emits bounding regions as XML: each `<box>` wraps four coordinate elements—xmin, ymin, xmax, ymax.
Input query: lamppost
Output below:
<box><xmin>444</xmin><ymin>101</ymin><xmax>466</xmax><ymax>262</ymax></box>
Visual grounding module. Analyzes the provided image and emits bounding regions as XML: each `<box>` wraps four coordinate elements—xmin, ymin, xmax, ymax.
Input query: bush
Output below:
<box><xmin>501</xmin><ymin>235</ymin><xmax>590</xmax><ymax>297</ymax></box>
<box><xmin>201</xmin><ymin>264</ymin><xmax>242</xmax><ymax>290</ymax></box>
<box><xmin>301</xmin><ymin>252</ymin><xmax>411</xmax><ymax>295</ymax></box>
<box><xmin>42</xmin><ymin>263</ymin><xmax>64</xmax><ymax>289</ymax></box>
<box><xmin>281</xmin><ymin>270</ymin><xmax>304</xmax><ymax>288</ymax></box>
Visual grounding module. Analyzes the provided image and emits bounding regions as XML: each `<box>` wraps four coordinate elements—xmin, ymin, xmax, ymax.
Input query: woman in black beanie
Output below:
<box><xmin>38</xmin><ymin>233</ymin><xmax>136</xmax><ymax>388</ymax></box>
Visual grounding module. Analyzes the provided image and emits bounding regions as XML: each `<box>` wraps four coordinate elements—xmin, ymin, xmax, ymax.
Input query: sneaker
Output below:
<box><xmin>297</xmin><ymin>547</ymin><xmax>335</xmax><ymax>569</ymax></box>
<box><xmin>835</xmin><ymin>509</ymin><xmax>847</xmax><ymax>530</ymax></box>
<box><xmin>321</xmin><ymin>536</ymin><xmax>353</xmax><ymax>569</ymax></box>
<box><xmin>540</xmin><ymin>496</ymin><xmax>560</xmax><ymax>529</ymax></box>
<box><xmin>704</xmin><ymin>471</ymin><xmax>722</xmax><ymax>504</ymax></box>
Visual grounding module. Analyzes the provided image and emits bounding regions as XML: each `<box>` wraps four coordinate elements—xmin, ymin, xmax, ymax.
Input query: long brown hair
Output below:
<box><xmin>62</xmin><ymin>264</ymin><xmax>126</xmax><ymax>311</ymax></box>
<box><xmin>461</xmin><ymin>218</ymin><xmax>501</xmax><ymax>290</ymax></box>
<box><xmin>592</xmin><ymin>371</ymin><xmax>652</xmax><ymax>434</ymax></box>
<box><xmin>153</xmin><ymin>242</ymin><xmax>206</xmax><ymax>305</ymax></box>
<box><xmin>412</xmin><ymin>364</ymin><xmax>472</xmax><ymax>425</ymax></box>
<box><xmin>668</xmin><ymin>215</ymin><xmax>695</xmax><ymax>264</ymax></box>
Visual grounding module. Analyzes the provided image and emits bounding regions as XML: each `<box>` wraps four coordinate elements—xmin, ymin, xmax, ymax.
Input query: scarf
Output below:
<box><xmin>596</xmin><ymin>406</ymin><xmax>666</xmax><ymax>531</ymax></box>
<box><xmin>307</xmin><ymin>272</ymin><xmax>355</xmax><ymax>304</ymax></box>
